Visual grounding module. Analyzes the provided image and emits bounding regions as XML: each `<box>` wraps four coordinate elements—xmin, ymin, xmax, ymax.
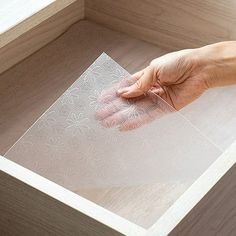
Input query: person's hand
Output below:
<box><xmin>96</xmin><ymin>83</ymin><xmax>175</xmax><ymax>131</ymax></box>
<box><xmin>118</xmin><ymin>41</ymin><xmax>236</xmax><ymax>110</ymax></box>
<box><xmin>96</xmin><ymin>41</ymin><xmax>236</xmax><ymax>130</ymax></box>
<box><xmin>117</xmin><ymin>49</ymin><xmax>207</xmax><ymax>110</ymax></box>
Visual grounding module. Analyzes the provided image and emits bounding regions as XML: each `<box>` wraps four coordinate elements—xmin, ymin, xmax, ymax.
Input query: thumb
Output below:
<box><xmin>117</xmin><ymin>66</ymin><xmax>155</xmax><ymax>98</ymax></box>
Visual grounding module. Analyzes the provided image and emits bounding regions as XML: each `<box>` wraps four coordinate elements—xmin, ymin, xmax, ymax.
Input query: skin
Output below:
<box><xmin>97</xmin><ymin>41</ymin><xmax>236</xmax><ymax>130</ymax></box>
<box><xmin>118</xmin><ymin>41</ymin><xmax>236</xmax><ymax>110</ymax></box>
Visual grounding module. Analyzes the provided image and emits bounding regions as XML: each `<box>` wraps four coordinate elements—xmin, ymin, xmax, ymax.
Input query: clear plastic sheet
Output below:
<box><xmin>181</xmin><ymin>85</ymin><xmax>236</xmax><ymax>151</ymax></box>
<box><xmin>4</xmin><ymin>53</ymin><xmax>222</xmax><ymax>226</ymax></box>
<box><xmin>5</xmin><ymin>52</ymin><xmax>221</xmax><ymax>188</ymax></box>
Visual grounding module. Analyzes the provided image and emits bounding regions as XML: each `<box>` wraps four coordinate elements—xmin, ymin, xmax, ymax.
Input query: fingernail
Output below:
<box><xmin>117</xmin><ymin>88</ymin><xmax>124</xmax><ymax>94</ymax></box>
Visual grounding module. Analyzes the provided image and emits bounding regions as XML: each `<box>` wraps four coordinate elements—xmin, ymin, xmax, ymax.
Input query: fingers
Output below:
<box><xmin>96</xmin><ymin>95</ymin><xmax>151</xmax><ymax>122</ymax></box>
<box><xmin>96</xmin><ymin>98</ymin><xmax>130</xmax><ymax>120</ymax></box>
<box><xmin>98</xmin><ymin>74</ymin><xmax>141</xmax><ymax>104</ymax></box>
<box><xmin>97</xmin><ymin>95</ymin><xmax>164</xmax><ymax>130</ymax></box>
<box><xmin>95</xmin><ymin>65</ymin><xmax>175</xmax><ymax>131</ymax></box>
<box><xmin>119</xmin><ymin>105</ymin><xmax>165</xmax><ymax>131</ymax></box>
<box><xmin>116</xmin><ymin>69</ymin><xmax>144</xmax><ymax>96</ymax></box>
<box><xmin>100</xmin><ymin>109</ymin><xmax>129</xmax><ymax>128</ymax></box>
<box><xmin>98</xmin><ymin>86</ymin><xmax>118</xmax><ymax>103</ymax></box>
<box><xmin>117</xmin><ymin>66</ymin><xmax>155</xmax><ymax>98</ymax></box>
<box><xmin>130</xmin><ymin>69</ymin><xmax>145</xmax><ymax>81</ymax></box>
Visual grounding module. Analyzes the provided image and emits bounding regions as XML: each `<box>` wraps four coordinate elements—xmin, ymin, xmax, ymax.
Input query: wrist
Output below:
<box><xmin>197</xmin><ymin>41</ymin><xmax>236</xmax><ymax>88</ymax></box>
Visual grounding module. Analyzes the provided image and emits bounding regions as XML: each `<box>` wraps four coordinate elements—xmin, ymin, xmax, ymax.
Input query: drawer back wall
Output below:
<box><xmin>86</xmin><ymin>0</ymin><xmax>236</xmax><ymax>50</ymax></box>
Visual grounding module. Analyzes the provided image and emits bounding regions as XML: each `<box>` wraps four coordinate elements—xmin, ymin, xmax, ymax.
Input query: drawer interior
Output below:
<box><xmin>1</xmin><ymin>19</ymin><xmax>236</xmax><ymax>229</ymax></box>
<box><xmin>0</xmin><ymin>20</ymin><xmax>166</xmax><ymax>154</ymax></box>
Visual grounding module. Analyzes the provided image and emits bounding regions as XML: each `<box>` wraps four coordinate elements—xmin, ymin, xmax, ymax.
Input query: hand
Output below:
<box><xmin>97</xmin><ymin>42</ymin><xmax>236</xmax><ymax>130</ymax></box>
<box><xmin>96</xmin><ymin>82</ymin><xmax>175</xmax><ymax>131</ymax></box>
<box><xmin>118</xmin><ymin>41</ymin><xmax>236</xmax><ymax>110</ymax></box>
<box><xmin>117</xmin><ymin>49</ymin><xmax>207</xmax><ymax>110</ymax></box>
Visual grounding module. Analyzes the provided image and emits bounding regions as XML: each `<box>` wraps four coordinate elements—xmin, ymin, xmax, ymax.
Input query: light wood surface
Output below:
<box><xmin>0</xmin><ymin>0</ymin><xmax>78</xmax><ymax>48</ymax></box>
<box><xmin>77</xmin><ymin>182</ymin><xmax>191</xmax><ymax>228</ymax></box>
<box><xmin>86</xmin><ymin>0</ymin><xmax>236</xmax><ymax>50</ymax></box>
<box><xmin>146</xmin><ymin>141</ymin><xmax>236</xmax><ymax>236</ymax></box>
<box><xmin>0</xmin><ymin>156</ymin><xmax>145</xmax><ymax>236</ymax></box>
<box><xmin>1</xmin><ymin>2</ymin><xmax>236</xmax><ymax>234</ymax></box>
<box><xmin>0</xmin><ymin>20</ymin><xmax>165</xmax><ymax>155</ymax></box>
<box><xmin>0</xmin><ymin>21</ymin><xmax>166</xmax><ymax>229</ymax></box>
<box><xmin>0</xmin><ymin>0</ymin><xmax>84</xmax><ymax>74</ymax></box>
<box><xmin>0</xmin><ymin>0</ymin><xmax>54</xmax><ymax>34</ymax></box>
<box><xmin>169</xmin><ymin>165</ymin><xmax>236</xmax><ymax>236</ymax></box>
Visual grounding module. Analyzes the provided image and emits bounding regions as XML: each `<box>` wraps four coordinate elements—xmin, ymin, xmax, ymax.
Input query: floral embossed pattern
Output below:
<box><xmin>5</xmin><ymin>53</ymin><xmax>221</xmax><ymax>192</ymax></box>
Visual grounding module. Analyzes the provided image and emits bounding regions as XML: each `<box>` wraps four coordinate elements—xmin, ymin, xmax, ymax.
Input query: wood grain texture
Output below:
<box><xmin>77</xmin><ymin>182</ymin><xmax>191</xmax><ymax>228</ymax></box>
<box><xmin>0</xmin><ymin>171</ymin><xmax>125</xmax><ymax>236</ymax></box>
<box><xmin>169</xmin><ymin>164</ymin><xmax>236</xmax><ymax>236</ymax></box>
<box><xmin>0</xmin><ymin>20</ymin><xmax>165</xmax><ymax>155</ymax></box>
<box><xmin>86</xmin><ymin>0</ymin><xmax>236</xmax><ymax>50</ymax></box>
<box><xmin>0</xmin><ymin>0</ymin><xmax>78</xmax><ymax>48</ymax></box>
<box><xmin>0</xmin><ymin>20</ymin><xmax>166</xmax><ymax>230</ymax></box>
<box><xmin>146</xmin><ymin>142</ymin><xmax>236</xmax><ymax>236</ymax></box>
<box><xmin>1</xmin><ymin>4</ymin><xmax>235</xmax><ymax>234</ymax></box>
<box><xmin>0</xmin><ymin>0</ymin><xmax>84</xmax><ymax>74</ymax></box>
<box><xmin>0</xmin><ymin>156</ymin><xmax>145</xmax><ymax>236</ymax></box>
<box><xmin>0</xmin><ymin>0</ymin><xmax>54</xmax><ymax>34</ymax></box>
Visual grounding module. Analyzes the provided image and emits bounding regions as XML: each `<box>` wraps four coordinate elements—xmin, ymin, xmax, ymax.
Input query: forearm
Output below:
<box><xmin>197</xmin><ymin>41</ymin><xmax>236</xmax><ymax>88</ymax></box>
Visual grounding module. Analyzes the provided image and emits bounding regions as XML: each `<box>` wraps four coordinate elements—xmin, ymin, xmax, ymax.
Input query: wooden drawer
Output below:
<box><xmin>0</xmin><ymin>1</ymin><xmax>236</xmax><ymax>235</ymax></box>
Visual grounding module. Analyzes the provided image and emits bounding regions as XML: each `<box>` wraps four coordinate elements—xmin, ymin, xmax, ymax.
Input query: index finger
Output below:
<box><xmin>98</xmin><ymin>69</ymin><xmax>145</xmax><ymax>103</ymax></box>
